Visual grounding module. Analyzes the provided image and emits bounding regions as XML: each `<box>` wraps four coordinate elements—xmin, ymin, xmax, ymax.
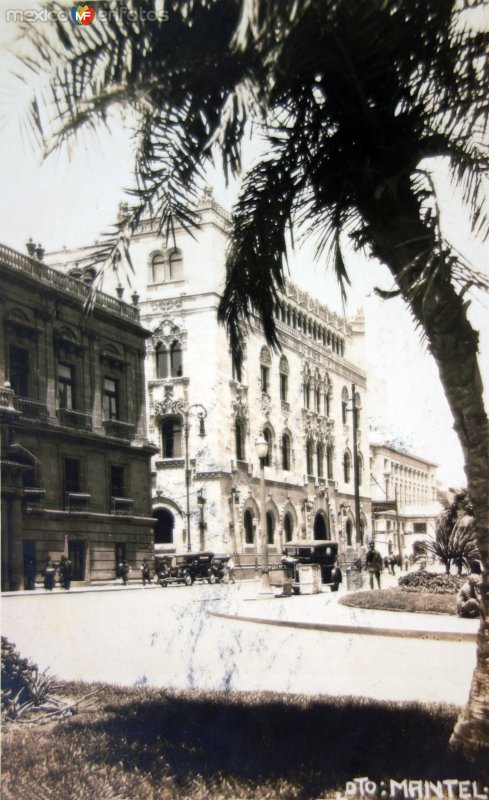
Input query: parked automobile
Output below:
<box><xmin>210</xmin><ymin>555</ymin><xmax>233</xmax><ymax>584</ymax></box>
<box><xmin>282</xmin><ymin>540</ymin><xmax>342</xmax><ymax>592</ymax></box>
<box><xmin>155</xmin><ymin>552</ymin><xmax>217</xmax><ymax>586</ymax></box>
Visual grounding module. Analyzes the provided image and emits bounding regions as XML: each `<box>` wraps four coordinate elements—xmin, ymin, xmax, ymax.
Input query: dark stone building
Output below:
<box><xmin>0</xmin><ymin>241</ymin><xmax>157</xmax><ymax>590</ymax></box>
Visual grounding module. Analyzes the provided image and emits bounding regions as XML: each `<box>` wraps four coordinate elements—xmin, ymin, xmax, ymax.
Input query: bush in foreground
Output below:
<box><xmin>398</xmin><ymin>571</ymin><xmax>465</xmax><ymax>594</ymax></box>
<box><xmin>2</xmin><ymin>682</ymin><xmax>488</xmax><ymax>800</ymax></box>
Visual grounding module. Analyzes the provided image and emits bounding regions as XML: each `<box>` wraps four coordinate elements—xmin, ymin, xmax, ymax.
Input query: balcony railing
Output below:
<box><xmin>65</xmin><ymin>492</ymin><xmax>91</xmax><ymax>511</ymax></box>
<box><xmin>103</xmin><ymin>418</ymin><xmax>136</xmax><ymax>439</ymax></box>
<box><xmin>57</xmin><ymin>408</ymin><xmax>93</xmax><ymax>430</ymax></box>
<box><xmin>111</xmin><ymin>496</ymin><xmax>134</xmax><ymax>515</ymax></box>
<box><xmin>23</xmin><ymin>487</ymin><xmax>46</xmax><ymax>509</ymax></box>
<box><xmin>0</xmin><ymin>242</ymin><xmax>140</xmax><ymax>324</ymax></box>
<box><xmin>15</xmin><ymin>397</ymin><xmax>49</xmax><ymax>420</ymax></box>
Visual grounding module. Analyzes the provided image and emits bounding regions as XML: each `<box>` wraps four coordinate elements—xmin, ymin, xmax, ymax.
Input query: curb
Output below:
<box><xmin>208</xmin><ymin>611</ymin><xmax>478</xmax><ymax>642</ymax></box>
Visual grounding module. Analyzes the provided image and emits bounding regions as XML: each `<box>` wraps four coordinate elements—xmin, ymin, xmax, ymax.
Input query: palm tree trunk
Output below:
<box><xmin>361</xmin><ymin>184</ymin><xmax>489</xmax><ymax>755</ymax></box>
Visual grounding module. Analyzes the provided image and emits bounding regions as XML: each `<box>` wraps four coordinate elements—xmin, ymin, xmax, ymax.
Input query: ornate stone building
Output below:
<box><xmin>49</xmin><ymin>192</ymin><xmax>372</xmax><ymax>571</ymax></box>
<box><xmin>369</xmin><ymin>442</ymin><xmax>441</xmax><ymax>559</ymax></box>
<box><xmin>0</xmin><ymin>241</ymin><xmax>156</xmax><ymax>590</ymax></box>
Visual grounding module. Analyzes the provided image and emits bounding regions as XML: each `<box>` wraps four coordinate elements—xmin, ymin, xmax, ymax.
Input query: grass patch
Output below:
<box><xmin>340</xmin><ymin>589</ymin><xmax>457</xmax><ymax>615</ymax></box>
<box><xmin>2</xmin><ymin>682</ymin><xmax>487</xmax><ymax>799</ymax></box>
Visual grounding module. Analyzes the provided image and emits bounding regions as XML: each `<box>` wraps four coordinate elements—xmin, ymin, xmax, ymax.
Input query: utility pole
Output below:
<box><xmin>395</xmin><ymin>484</ymin><xmax>402</xmax><ymax>558</ymax></box>
<box><xmin>351</xmin><ymin>383</ymin><xmax>362</xmax><ymax>544</ymax></box>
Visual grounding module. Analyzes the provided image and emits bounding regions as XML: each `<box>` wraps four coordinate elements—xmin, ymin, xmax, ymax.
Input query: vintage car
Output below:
<box><xmin>282</xmin><ymin>540</ymin><xmax>342</xmax><ymax>592</ymax></box>
<box><xmin>155</xmin><ymin>552</ymin><xmax>216</xmax><ymax>586</ymax></box>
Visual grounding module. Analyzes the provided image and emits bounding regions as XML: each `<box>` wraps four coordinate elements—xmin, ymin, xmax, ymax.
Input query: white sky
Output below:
<box><xmin>1</xmin><ymin>1</ymin><xmax>488</xmax><ymax>488</ymax></box>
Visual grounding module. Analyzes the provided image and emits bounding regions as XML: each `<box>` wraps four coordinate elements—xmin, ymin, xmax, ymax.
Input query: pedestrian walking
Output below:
<box><xmin>24</xmin><ymin>556</ymin><xmax>36</xmax><ymax>590</ymax></box>
<box><xmin>141</xmin><ymin>558</ymin><xmax>151</xmax><ymax>586</ymax></box>
<box><xmin>365</xmin><ymin>542</ymin><xmax>382</xmax><ymax>590</ymax></box>
<box><xmin>43</xmin><ymin>560</ymin><xmax>56</xmax><ymax>591</ymax></box>
<box><xmin>119</xmin><ymin>559</ymin><xmax>131</xmax><ymax>586</ymax></box>
<box><xmin>59</xmin><ymin>555</ymin><xmax>73</xmax><ymax>590</ymax></box>
<box><xmin>404</xmin><ymin>555</ymin><xmax>409</xmax><ymax>572</ymax></box>
<box><xmin>389</xmin><ymin>554</ymin><xmax>397</xmax><ymax>575</ymax></box>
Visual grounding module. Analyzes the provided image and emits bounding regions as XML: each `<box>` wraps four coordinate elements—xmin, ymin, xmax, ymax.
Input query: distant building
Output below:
<box><xmin>49</xmin><ymin>192</ymin><xmax>372</xmax><ymax>570</ymax></box>
<box><xmin>369</xmin><ymin>442</ymin><xmax>442</xmax><ymax>559</ymax></box>
<box><xmin>0</xmin><ymin>241</ymin><xmax>156</xmax><ymax>591</ymax></box>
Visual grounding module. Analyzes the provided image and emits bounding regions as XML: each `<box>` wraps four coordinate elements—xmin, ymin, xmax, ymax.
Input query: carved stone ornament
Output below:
<box><xmin>232</xmin><ymin>385</ymin><xmax>249</xmax><ymax>421</ymax></box>
<box><xmin>150</xmin><ymin>299</ymin><xmax>183</xmax><ymax>314</ymax></box>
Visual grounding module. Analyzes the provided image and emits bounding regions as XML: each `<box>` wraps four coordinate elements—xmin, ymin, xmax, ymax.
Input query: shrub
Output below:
<box><xmin>1</xmin><ymin>637</ymin><xmax>61</xmax><ymax>720</ymax></box>
<box><xmin>398</xmin><ymin>571</ymin><xmax>465</xmax><ymax>594</ymax></box>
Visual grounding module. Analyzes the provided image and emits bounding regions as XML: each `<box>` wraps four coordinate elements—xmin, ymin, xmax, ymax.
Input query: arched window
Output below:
<box><xmin>327</xmin><ymin>445</ymin><xmax>334</xmax><ymax>479</ymax></box>
<box><xmin>315</xmin><ymin>386</ymin><xmax>321</xmax><ymax>413</ymax></box>
<box><xmin>260</xmin><ymin>346</ymin><xmax>271</xmax><ymax>393</ymax></box>
<box><xmin>156</xmin><ymin>344</ymin><xmax>168</xmax><ymax>379</ymax></box>
<box><xmin>343</xmin><ymin>451</ymin><xmax>351</xmax><ymax>483</ymax></box>
<box><xmin>153</xmin><ymin>508</ymin><xmax>174</xmax><ymax>544</ymax></box>
<box><xmin>304</xmin><ymin>379</ymin><xmax>311</xmax><ymax>409</ymax></box>
<box><xmin>306</xmin><ymin>440</ymin><xmax>314</xmax><ymax>476</ymax></box>
<box><xmin>358</xmin><ymin>453</ymin><xmax>363</xmax><ymax>486</ymax></box>
<box><xmin>266</xmin><ymin>511</ymin><xmax>275</xmax><ymax>545</ymax></box>
<box><xmin>341</xmin><ymin>386</ymin><xmax>349</xmax><ymax>424</ymax></box>
<box><xmin>279</xmin><ymin>356</ymin><xmax>289</xmax><ymax>402</ymax></box>
<box><xmin>263</xmin><ymin>427</ymin><xmax>272</xmax><ymax>467</ymax></box>
<box><xmin>346</xmin><ymin>518</ymin><xmax>353</xmax><ymax>546</ymax></box>
<box><xmin>244</xmin><ymin>509</ymin><xmax>254</xmax><ymax>544</ymax></box>
<box><xmin>151</xmin><ymin>253</ymin><xmax>165</xmax><ymax>283</ymax></box>
<box><xmin>161</xmin><ymin>416</ymin><xmax>182</xmax><ymax>458</ymax></box>
<box><xmin>235</xmin><ymin>420</ymin><xmax>246</xmax><ymax>461</ymax></box>
<box><xmin>316</xmin><ymin>443</ymin><xmax>324</xmax><ymax>478</ymax></box>
<box><xmin>168</xmin><ymin>249</ymin><xmax>183</xmax><ymax>281</ymax></box>
<box><xmin>284</xmin><ymin>513</ymin><xmax>293</xmax><ymax>542</ymax></box>
<box><xmin>354</xmin><ymin>392</ymin><xmax>361</xmax><ymax>427</ymax></box>
<box><xmin>170</xmin><ymin>341</ymin><xmax>183</xmax><ymax>377</ymax></box>
<box><xmin>282</xmin><ymin>433</ymin><xmax>291</xmax><ymax>471</ymax></box>
<box><xmin>359</xmin><ymin>518</ymin><xmax>365</xmax><ymax>545</ymax></box>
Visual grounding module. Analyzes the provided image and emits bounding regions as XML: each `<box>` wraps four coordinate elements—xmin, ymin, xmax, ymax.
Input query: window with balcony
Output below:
<box><xmin>156</xmin><ymin>344</ymin><xmax>168</xmax><ymax>379</ymax></box>
<box><xmin>9</xmin><ymin>344</ymin><xmax>29</xmax><ymax>397</ymax></box>
<box><xmin>170</xmin><ymin>341</ymin><xmax>183</xmax><ymax>377</ymax></box>
<box><xmin>306</xmin><ymin>440</ymin><xmax>314</xmax><ymax>476</ymax></box>
<box><xmin>327</xmin><ymin>445</ymin><xmax>334</xmax><ymax>479</ymax></box>
<box><xmin>341</xmin><ymin>386</ymin><xmax>349</xmax><ymax>424</ymax></box>
<box><xmin>161</xmin><ymin>416</ymin><xmax>182</xmax><ymax>458</ymax></box>
<box><xmin>58</xmin><ymin>363</ymin><xmax>75</xmax><ymax>410</ymax></box>
<box><xmin>103</xmin><ymin>378</ymin><xmax>119</xmax><ymax>420</ymax></box>
<box><xmin>260</xmin><ymin>364</ymin><xmax>269</xmax><ymax>394</ymax></box>
<box><xmin>279</xmin><ymin>356</ymin><xmax>289</xmax><ymax>402</ymax></box>
<box><xmin>64</xmin><ymin>457</ymin><xmax>81</xmax><ymax>493</ymax></box>
<box><xmin>263</xmin><ymin>427</ymin><xmax>272</xmax><ymax>467</ymax></box>
<box><xmin>282</xmin><ymin>433</ymin><xmax>291</xmax><ymax>471</ymax></box>
<box><xmin>235</xmin><ymin>419</ymin><xmax>246</xmax><ymax>461</ymax></box>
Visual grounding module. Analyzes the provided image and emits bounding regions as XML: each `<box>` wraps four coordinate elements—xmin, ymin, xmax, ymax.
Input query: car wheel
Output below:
<box><xmin>184</xmin><ymin>573</ymin><xmax>193</xmax><ymax>586</ymax></box>
<box><xmin>208</xmin><ymin>573</ymin><xmax>216</xmax><ymax>584</ymax></box>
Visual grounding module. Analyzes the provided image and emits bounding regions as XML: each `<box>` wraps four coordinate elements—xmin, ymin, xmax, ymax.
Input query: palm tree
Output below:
<box><xmin>16</xmin><ymin>0</ymin><xmax>489</xmax><ymax>754</ymax></box>
<box><xmin>427</xmin><ymin>497</ymin><xmax>480</xmax><ymax>575</ymax></box>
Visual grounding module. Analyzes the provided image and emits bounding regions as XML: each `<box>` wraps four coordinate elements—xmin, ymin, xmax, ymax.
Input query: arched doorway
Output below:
<box><xmin>244</xmin><ymin>509</ymin><xmax>254</xmax><ymax>544</ymax></box>
<box><xmin>266</xmin><ymin>511</ymin><xmax>275</xmax><ymax>545</ymax></box>
<box><xmin>345</xmin><ymin>518</ymin><xmax>353</xmax><ymax>546</ymax></box>
<box><xmin>313</xmin><ymin>512</ymin><xmax>329</xmax><ymax>540</ymax></box>
<box><xmin>153</xmin><ymin>508</ymin><xmax>174</xmax><ymax>544</ymax></box>
<box><xmin>284</xmin><ymin>512</ymin><xmax>294</xmax><ymax>542</ymax></box>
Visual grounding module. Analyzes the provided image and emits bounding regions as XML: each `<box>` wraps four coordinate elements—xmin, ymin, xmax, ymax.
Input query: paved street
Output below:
<box><xmin>1</xmin><ymin>580</ymin><xmax>478</xmax><ymax>706</ymax></box>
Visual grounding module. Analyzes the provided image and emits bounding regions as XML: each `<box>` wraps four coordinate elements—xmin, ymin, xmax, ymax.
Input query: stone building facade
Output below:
<box><xmin>369</xmin><ymin>442</ymin><xmax>441</xmax><ymax>559</ymax></box>
<box><xmin>0</xmin><ymin>241</ymin><xmax>156</xmax><ymax>590</ymax></box>
<box><xmin>50</xmin><ymin>193</ymin><xmax>371</xmax><ymax>571</ymax></box>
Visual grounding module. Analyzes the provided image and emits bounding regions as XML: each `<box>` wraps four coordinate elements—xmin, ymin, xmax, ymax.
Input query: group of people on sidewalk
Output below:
<box><xmin>42</xmin><ymin>555</ymin><xmax>73</xmax><ymax>591</ymax></box>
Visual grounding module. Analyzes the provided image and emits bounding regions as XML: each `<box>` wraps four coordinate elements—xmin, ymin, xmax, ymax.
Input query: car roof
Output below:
<box><xmin>285</xmin><ymin>540</ymin><xmax>338</xmax><ymax>548</ymax></box>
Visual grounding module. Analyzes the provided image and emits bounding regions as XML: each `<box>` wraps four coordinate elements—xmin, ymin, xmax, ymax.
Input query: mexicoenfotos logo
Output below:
<box><xmin>71</xmin><ymin>4</ymin><xmax>95</xmax><ymax>25</ymax></box>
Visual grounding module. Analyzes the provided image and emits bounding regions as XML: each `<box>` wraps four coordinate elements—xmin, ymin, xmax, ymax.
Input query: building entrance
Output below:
<box><xmin>153</xmin><ymin>508</ymin><xmax>174</xmax><ymax>544</ymax></box>
<box><xmin>313</xmin><ymin>512</ymin><xmax>329</xmax><ymax>540</ymax></box>
<box><xmin>68</xmin><ymin>540</ymin><xmax>86</xmax><ymax>581</ymax></box>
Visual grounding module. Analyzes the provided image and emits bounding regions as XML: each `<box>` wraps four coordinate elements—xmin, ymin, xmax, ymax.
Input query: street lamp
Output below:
<box><xmin>255</xmin><ymin>435</ymin><xmax>273</xmax><ymax>595</ymax></box>
<box><xmin>175</xmin><ymin>401</ymin><xmax>207</xmax><ymax>552</ymax></box>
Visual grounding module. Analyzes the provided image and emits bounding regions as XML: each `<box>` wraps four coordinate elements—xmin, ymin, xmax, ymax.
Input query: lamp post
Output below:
<box><xmin>197</xmin><ymin>487</ymin><xmax>207</xmax><ymax>551</ymax></box>
<box><xmin>255</xmin><ymin>435</ymin><xmax>273</xmax><ymax>595</ymax></box>
<box><xmin>176</xmin><ymin>401</ymin><xmax>207</xmax><ymax>552</ymax></box>
<box><xmin>350</xmin><ymin>383</ymin><xmax>362</xmax><ymax>546</ymax></box>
